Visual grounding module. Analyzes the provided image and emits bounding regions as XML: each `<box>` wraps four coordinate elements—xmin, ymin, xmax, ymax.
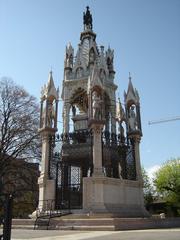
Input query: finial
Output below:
<box><xmin>129</xmin><ymin>72</ymin><xmax>131</xmax><ymax>80</ymax></box>
<box><xmin>50</xmin><ymin>67</ymin><xmax>53</xmax><ymax>75</ymax></box>
<box><xmin>48</xmin><ymin>69</ymin><xmax>53</xmax><ymax>85</ymax></box>
<box><xmin>100</xmin><ymin>45</ymin><xmax>104</xmax><ymax>53</ymax></box>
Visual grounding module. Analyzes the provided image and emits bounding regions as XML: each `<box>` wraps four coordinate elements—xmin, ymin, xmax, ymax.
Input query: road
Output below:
<box><xmin>9</xmin><ymin>228</ymin><xmax>180</xmax><ymax>240</ymax></box>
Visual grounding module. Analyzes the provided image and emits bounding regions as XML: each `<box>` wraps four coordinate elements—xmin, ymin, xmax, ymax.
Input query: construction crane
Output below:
<box><xmin>148</xmin><ymin>116</ymin><xmax>180</xmax><ymax>125</ymax></box>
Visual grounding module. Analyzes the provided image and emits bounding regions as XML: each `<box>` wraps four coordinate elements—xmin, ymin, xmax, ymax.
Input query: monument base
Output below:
<box><xmin>38</xmin><ymin>174</ymin><xmax>56</xmax><ymax>211</ymax></box>
<box><xmin>83</xmin><ymin>176</ymin><xmax>149</xmax><ymax>217</ymax></box>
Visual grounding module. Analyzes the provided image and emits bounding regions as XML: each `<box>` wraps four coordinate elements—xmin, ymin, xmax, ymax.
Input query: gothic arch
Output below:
<box><xmin>106</xmin><ymin>57</ymin><xmax>113</xmax><ymax>72</ymax></box>
<box><xmin>70</xmin><ymin>88</ymin><xmax>88</xmax><ymax>113</ymax></box>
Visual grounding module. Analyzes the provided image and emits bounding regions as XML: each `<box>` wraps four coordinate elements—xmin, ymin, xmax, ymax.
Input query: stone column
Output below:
<box><xmin>89</xmin><ymin>120</ymin><xmax>105</xmax><ymax>177</ymax></box>
<box><xmin>63</xmin><ymin>104</ymin><xmax>70</xmax><ymax>134</ymax></box>
<box><xmin>111</xmin><ymin>104</ymin><xmax>116</xmax><ymax>134</ymax></box>
<box><xmin>38</xmin><ymin>129</ymin><xmax>56</xmax><ymax>211</ymax></box>
<box><xmin>130</xmin><ymin>134</ymin><xmax>142</xmax><ymax>181</ymax></box>
<box><xmin>40</xmin><ymin>100</ymin><xmax>43</xmax><ymax>128</ymax></box>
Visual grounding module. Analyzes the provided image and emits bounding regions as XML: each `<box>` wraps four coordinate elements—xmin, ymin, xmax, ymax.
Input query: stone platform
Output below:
<box><xmin>83</xmin><ymin>177</ymin><xmax>149</xmax><ymax>217</ymax></box>
<box><xmin>11</xmin><ymin>216</ymin><xmax>180</xmax><ymax>231</ymax></box>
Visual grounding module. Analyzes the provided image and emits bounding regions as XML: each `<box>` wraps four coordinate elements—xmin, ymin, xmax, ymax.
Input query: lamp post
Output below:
<box><xmin>3</xmin><ymin>194</ymin><xmax>13</xmax><ymax>240</ymax></box>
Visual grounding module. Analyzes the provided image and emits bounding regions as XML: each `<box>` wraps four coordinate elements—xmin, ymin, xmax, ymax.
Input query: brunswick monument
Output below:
<box><xmin>37</xmin><ymin>7</ymin><xmax>148</xmax><ymax>217</ymax></box>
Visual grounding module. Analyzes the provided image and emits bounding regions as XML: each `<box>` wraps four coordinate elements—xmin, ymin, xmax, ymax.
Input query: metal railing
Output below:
<box><xmin>34</xmin><ymin>199</ymin><xmax>71</xmax><ymax>230</ymax></box>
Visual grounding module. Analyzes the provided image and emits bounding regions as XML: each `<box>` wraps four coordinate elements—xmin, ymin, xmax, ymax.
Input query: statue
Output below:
<box><xmin>65</xmin><ymin>54</ymin><xmax>73</xmax><ymax>68</ymax></box>
<box><xmin>92</xmin><ymin>91</ymin><xmax>102</xmax><ymax>120</ymax></box>
<box><xmin>89</xmin><ymin>49</ymin><xmax>95</xmax><ymax>63</ymax></box>
<box><xmin>129</xmin><ymin>105</ymin><xmax>137</xmax><ymax>130</ymax></box>
<box><xmin>72</xmin><ymin>105</ymin><xmax>76</xmax><ymax>117</ymax></box>
<box><xmin>120</xmin><ymin>124</ymin><xmax>125</xmax><ymax>143</ymax></box>
<box><xmin>83</xmin><ymin>6</ymin><xmax>93</xmax><ymax>30</ymax></box>
<box><xmin>47</xmin><ymin>102</ymin><xmax>55</xmax><ymax>128</ymax></box>
<box><xmin>76</xmin><ymin>68</ymin><xmax>83</xmax><ymax>78</ymax></box>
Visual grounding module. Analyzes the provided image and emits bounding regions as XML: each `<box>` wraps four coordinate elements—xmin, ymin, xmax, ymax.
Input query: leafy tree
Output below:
<box><xmin>154</xmin><ymin>158</ymin><xmax>180</xmax><ymax>216</ymax></box>
<box><xmin>0</xmin><ymin>78</ymin><xmax>40</xmax><ymax>197</ymax></box>
<box><xmin>142</xmin><ymin>167</ymin><xmax>154</xmax><ymax>205</ymax></box>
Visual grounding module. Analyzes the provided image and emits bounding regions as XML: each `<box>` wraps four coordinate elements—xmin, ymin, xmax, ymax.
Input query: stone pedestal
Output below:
<box><xmin>134</xmin><ymin>135</ymin><xmax>142</xmax><ymax>181</ymax></box>
<box><xmin>38</xmin><ymin>174</ymin><xmax>56</xmax><ymax>211</ymax></box>
<box><xmin>37</xmin><ymin>128</ymin><xmax>56</xmax><ymax>211</ymax></box>
<box><xmin>83</xmin><ymin>176</ymin><xmax>149</xmax><ymax>217</ymax></box>
<box><xmin>83</xmin><ymin>120</ymin><xmax>148</xmax><ymax>217</ymax></box>
<box><xmin>128</xmin><ymin>132</ymin><xmax>143</xmax><ymax>181</ymax></box>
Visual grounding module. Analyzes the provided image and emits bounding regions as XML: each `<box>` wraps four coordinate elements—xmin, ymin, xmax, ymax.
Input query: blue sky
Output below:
<box><xmin>0</xmin><ymin>0</ymin><xmax>180</xmax><ymax>172</ymax></box>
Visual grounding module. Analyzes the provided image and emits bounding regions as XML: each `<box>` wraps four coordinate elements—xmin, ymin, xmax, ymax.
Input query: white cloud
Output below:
<box><xmin>145</xmin><ymin>165</ymin><xmax>161</xmax><ymax>182</ymax></box>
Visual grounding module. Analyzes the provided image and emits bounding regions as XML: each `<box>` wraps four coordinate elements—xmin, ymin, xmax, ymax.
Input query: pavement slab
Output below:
<box><xmin>10</xmin><ymin>228</ymin><xmax>180</xmax><ymax>240</ymax></box>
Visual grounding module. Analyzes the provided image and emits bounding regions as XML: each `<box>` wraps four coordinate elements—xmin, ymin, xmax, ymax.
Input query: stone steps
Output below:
<box><xmin>56</xmin><ymin>225</ymin><xmax>115</xmax><ymax>231</ymax></box>
<box><xmin>11</xmin><ymin>216</ymin><xmax>180</xmax><ymax>231</ymax></box>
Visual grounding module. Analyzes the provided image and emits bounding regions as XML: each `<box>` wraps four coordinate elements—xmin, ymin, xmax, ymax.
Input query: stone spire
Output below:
<box><xmin>41</xmin><ymin>71</ymin><xmax>59</xmax><ymax>100</ymax></box>
<box><xmin>80</xmin><ymin>7</ymin><xmax>96</xmax><ymax>42</ymax></box>
<box><xmin>40</xmin><ymin>71</ymin><xmax>59</xmax><ymax>130</ymax></box>
<box><xmin>124</xmin><ymin>73</ymin><xmax>139</xmax><ymax>106</ymax></box>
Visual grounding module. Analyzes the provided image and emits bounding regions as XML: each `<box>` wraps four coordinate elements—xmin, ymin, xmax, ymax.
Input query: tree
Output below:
<box><xmin>142</xmin><ymin>167</ymin><xmax>154</xmax><ymax>205</ymax></box>
<box><xmin>0</xmin><ymin>78</ymin><xmax>40</xmax><ymax>197</ymax></box>
<box><xmin>154</xmin><ymin>158</ymin><xmax>180</xmax><ymax>216</ymax></box>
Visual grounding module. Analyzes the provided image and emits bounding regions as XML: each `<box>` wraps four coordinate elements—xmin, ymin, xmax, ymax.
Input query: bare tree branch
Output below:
<box><xmin>0</xmin><ymin>78</ymin><xmax>41</xmax><ymax>196</ymax></box>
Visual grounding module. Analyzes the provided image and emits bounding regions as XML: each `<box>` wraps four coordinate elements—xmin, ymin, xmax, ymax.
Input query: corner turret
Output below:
<box><xmin>124</xmin><ymin>73</ymin><xmax>142</xmax><ymax>136</ymax></box>
<box><xmin>40</xmin><ymin>71</ymin><xmax>59</xmax><ymax>130</ymax></box>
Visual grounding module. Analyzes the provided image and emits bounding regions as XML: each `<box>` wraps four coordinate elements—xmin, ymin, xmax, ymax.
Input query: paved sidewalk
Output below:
<box><xmin>10</xmin><ymin>228</ymin><xmax>180</xmax><ymax>240</ymax></box>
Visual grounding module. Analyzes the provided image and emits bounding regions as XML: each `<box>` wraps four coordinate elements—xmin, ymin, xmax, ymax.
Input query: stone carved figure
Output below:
<box><xmin>92</xmin><ymin>91</ymin><xmax>102</xmax><ymax>120</ymax></box>
<box><xmin>120</xmin><ymin>124</ymin><xmax>125</xmax><ymax>143</ymax></box>
<box><xmin>72</xmin><ymin>105</ymin><xmax>76</xmax><ymax>117</ymax></box>
<box><xmin>89</xmin><ymin>49</ymin><xmax>95</xmax><ymax>63</ymax></box>
<box><xmin>47</xmin><ymin>102</ymin><xmax>55</xmax><ymax>128</ymax></box>
<box><xmin>76</xmin><ymin>67</ymin><xmax>83</xmax><ymax>78</ymax></box>
<box><xmin>66</xmin><ymin>54</ymin><xmax>73</xmax><ymax>68</ymax></box>
<box><xmin>129</xmin><ymin>105</ymin><xmax>137</xmax><ymax>131</ymax></box>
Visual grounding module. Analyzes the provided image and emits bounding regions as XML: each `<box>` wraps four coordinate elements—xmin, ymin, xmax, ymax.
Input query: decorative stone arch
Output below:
<box><xmin>69</xmin><ymin>54</ymin><xmax>73</xmax><ymax>67</ymax></box>
<box><xmin>65</xmin><ymin>53</ymin><xmax>73</xmax><ymax>69</ymax></box>
<box><xmin>40</xmin><ymin>93</ymin><xmax>58</xmax><ymax>130</ymax></box>
<box><xmin>70</xmin><ymin>87</ymin><xmax>88</xmax><ymax>114</ymax></box>
<box><xmin>126</xmin><ymin>99</ymin><xmax>138</xmax><ymax>132</ymax></box>
<box><xmin>106</xmin><ymin>56</ymin><xmax>113</xmax><ymax>72</ymax></box>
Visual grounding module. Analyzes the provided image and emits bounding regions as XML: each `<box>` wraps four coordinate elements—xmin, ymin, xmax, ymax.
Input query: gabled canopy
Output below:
<box><xmin>41</xmin><ymin>71</ymin><xmax>59</xmax><ymax>101</ymax></box>
<box><xmin>124</xmin><ymin>75</ymin><xmax>139</xmax><ymax>106</ymax></box>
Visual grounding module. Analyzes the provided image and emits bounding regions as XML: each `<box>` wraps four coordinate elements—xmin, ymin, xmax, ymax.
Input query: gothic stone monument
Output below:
<box><xmin>38</xmin><ymin>7</ymin><xmax>148</xmax><ymax>217</ymax></box>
